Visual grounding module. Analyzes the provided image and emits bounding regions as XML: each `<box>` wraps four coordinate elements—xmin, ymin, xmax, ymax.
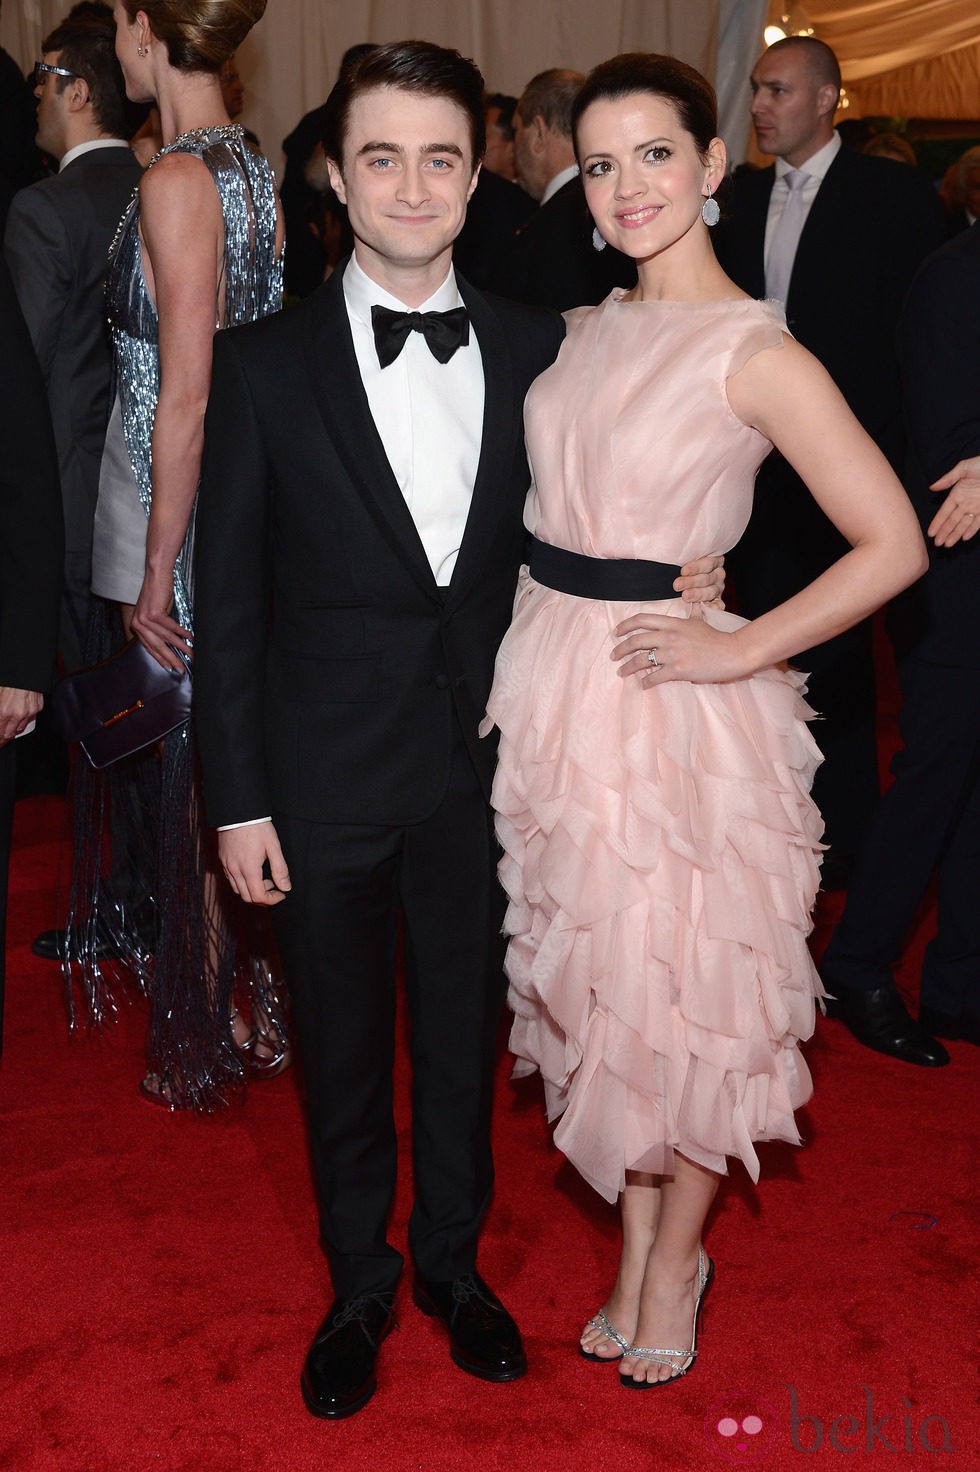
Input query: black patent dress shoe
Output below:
<box><xmin>300</xmin><ymin>1294</ymin><xmax>396</xmax><ymax>1420</ymax></box>
<box><xmin>413</xmin><ymin>1271</ymin><xmax>527</xmax><ymax>1382</ymax></box>
<box><xmin>918</xmin><ymin>1004</ymin><xmax>980</xmax><ymax>1046</ymax></box>
<box><xmin>31</xmin><ymin>927</ymin><xmax>124</xmax><ymax>961</ymax></box>
<box><xmin>829</xmin><ymin>984</ymin><xmax>950</xmax><ymax>1067</ymax></box>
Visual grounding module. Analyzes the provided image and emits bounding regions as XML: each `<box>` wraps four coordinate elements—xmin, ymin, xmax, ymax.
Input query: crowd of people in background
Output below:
<box><xmin>0</xmin><ymin>1</ymin><xmax>977</xmax><ymax>1425</ymax></box>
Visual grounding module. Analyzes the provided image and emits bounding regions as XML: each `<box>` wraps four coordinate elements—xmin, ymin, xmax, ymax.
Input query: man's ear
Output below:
<box><xmin>326</xmin><ymin>155</ymin><xmax>346</xmax><ymax>204</ymax></box>
<box><xmin>815</xmin><ymin>82</ymin><xmax>839</xmax><ymax>122</ymax></box>
<box><xmin>530</xmin><ymin>115</ymin><xmax>548</xmax><ymax>154</ymax></box>
<box><xmin>66</xmin><ymin>75</ymin><xmax>91</xmax><ymax>113</ymax></box>
<box><xmin>466</xmin><ymin>160</ymin><xmax>481</xmax><ymax>203</ymax></box>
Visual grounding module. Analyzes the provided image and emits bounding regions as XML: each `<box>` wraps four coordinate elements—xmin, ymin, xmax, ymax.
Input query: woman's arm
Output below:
<box><xmin>612</xmin><ymin>337</ymin><xmax>928</xmax><ymax>686</ymax></box>
<box><xmin>130</xmin><ymin>153</ymin><xmax>225</xmax><ymax>667</ymax></box>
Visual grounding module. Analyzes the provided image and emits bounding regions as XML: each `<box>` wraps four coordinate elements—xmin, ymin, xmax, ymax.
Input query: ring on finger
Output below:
<box><xmin>646</xmin><ymin>648</ymin><xmax>660</xmax><ymax>668</ymax></box>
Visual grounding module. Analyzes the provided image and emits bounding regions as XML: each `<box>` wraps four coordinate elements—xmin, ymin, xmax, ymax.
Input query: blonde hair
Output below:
<box><xmin>123</xmin><ymin>0</ymin><xmax>266</xmax><ymax>73</ymax></box>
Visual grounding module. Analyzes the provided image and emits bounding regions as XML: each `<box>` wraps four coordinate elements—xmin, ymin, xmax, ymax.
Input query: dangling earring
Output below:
<box><xmin>701</xmin><ymin>187</ymin><xmax>720</xmax><ymax>227</ymax></box>
<box><xmin>592</xmin><ymin>226</ymin><xmax>607</xmax><ymax>253</ymax></box>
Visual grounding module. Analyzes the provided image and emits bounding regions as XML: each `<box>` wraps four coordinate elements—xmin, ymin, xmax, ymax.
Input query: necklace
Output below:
<box><xmin>107</xmin><ymin>123</ymin><xmax>245</xmax><ymax>261</ymax></box>
<box><xmin>145</xmin><ymin>122</ymin><xmax>244</xmax><ymax>171</ymax></box>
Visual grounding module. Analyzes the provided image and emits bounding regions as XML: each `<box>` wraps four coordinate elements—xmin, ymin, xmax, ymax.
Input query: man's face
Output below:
<box><xmin>34</xmin><ymin>51</ymin><xmax>71</xmax><ymax>159</ymax></box>
<box><xmin>749</xmin><ymin>47</ymin><xmax>835</xmax><ymax>167</ymax></box>
<box><xmin>512</xmin><ymin>107</ymin><xmax>546</xmax><ymax>200</ymax></box>
<box><xmin>328</xmin><ymin>85</ymin><xmax>478</xmax><ymax>285</ymax></box>
<box><xmin>483</xmin><ymin>105</ymin><xmax>515</xmax><ymax>180</ymax></box>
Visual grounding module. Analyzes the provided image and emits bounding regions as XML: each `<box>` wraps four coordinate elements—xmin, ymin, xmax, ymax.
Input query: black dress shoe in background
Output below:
<box><xmin>301</xmin><ymin>1293</ymin><xmax>395</xmax><ymax>1420</ymax></box>
<box><xmin>31</xmin><ymin>927</ymin><xmax>124</xmax><ymax>962</ymax></box>
<box><xmin>829</xmin><ymin>984</ymin><xmax>950</xmax><ymax>1067</ymax></box>
<box><xmin>413</xmin><ymin>1271</ymin><xmax>527</xmax><ymax>1382</ymax></box>
<box><xmin>918</xmin><ymin>1004</ymin><xmax>980</xmax><ymax>1047</ymax></box>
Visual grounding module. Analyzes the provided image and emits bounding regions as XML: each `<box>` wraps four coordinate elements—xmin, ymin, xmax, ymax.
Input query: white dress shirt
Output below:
<box><xmin>59</xmin><ymin>137</ymin><xmax>132</xmax><ymax>172</ymax></box>
<box><xmin>542</xmin><ymin>164</ymin><xmax>580</xmax><ymax>206</ymax></box>
<box><xmin>343</xmin><ymin>256</ymin><xmax>485</xmax><ymax>587</ymax></box>
<box><xmin>763</xmin><ymin>131</ymin><xmax>842</xmax><ymax>272</ymax></box>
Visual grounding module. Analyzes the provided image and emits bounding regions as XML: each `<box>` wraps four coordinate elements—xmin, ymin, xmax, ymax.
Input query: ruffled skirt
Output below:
<box><xmin>483</xmin><ymin>572</ymin><xmax>825</xmax><ymax>1202</ymax></box>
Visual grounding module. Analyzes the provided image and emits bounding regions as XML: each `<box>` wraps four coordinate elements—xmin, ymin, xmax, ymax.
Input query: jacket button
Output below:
<box><xmin>434</xmin><ymin>673</ymin><xmax>450</xmax><ymax>690</ymax></box>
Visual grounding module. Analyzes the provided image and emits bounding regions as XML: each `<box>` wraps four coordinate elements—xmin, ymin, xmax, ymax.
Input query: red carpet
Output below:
<box><xmin>2</xmin><ymin>784</ymin><xmax>977</xmax><ymax>1471</ymax></box>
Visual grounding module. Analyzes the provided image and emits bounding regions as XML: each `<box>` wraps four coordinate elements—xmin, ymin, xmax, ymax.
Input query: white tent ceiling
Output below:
<box><xmin>2</xmin><ymin>0</ymin><xmax>977</xmax><ymax>178</ymax></box>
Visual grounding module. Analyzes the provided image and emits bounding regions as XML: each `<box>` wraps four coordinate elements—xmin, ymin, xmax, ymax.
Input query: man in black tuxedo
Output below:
<box><xmin>0</xmin><ymin>256</ymin><xmax>63</xmax><ymax>1054</ymax></box>
<box><xmin>714</xmin><ymin>36</ymin><xmax>943</xmax><ymax>889</ymax></box>
<box><xmin>194</xmin><ymin>41</ymin><xmax>721</xmax><ymax>1420</ymax></box>
<box><xmin>489</xmin><ymin>67</ymin><xmax>635</xmax><ymax>310</ymax></box>
<box><xmin>4</xmin><ymin>12</ymin><xmax>141</xmax><ymax>675</ymax></box>
<box><xmin>821</xmin><ymin>223</ymin><xmax>980</xmax><ymax>1062</ymax></box>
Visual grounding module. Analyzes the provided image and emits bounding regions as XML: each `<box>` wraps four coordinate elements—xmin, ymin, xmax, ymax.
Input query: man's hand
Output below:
<box><xmin>928</xmin><ymin>457</ymin><xmax>980</xmax><ymax>547</ymax></box>
<box><xmin>674</xmin><ymin>553</ymin><xmax>725</xmax><ymax>607</ymax></box>
<box><xmin>218</xmin><ymin>821</ymin><xmax>291</xmax><ymax>906</ymax></box>
<box><xmin>0</xmin><ymin>687</ymin><xmax>42</xmax><ymax>746</ymax></box>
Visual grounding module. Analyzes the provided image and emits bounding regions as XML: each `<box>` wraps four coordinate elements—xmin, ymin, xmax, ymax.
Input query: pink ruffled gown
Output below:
<box><xmin>483</xmin><ymin>293</ymin><xmax>825</xmax><ymax>1204</ymax></box>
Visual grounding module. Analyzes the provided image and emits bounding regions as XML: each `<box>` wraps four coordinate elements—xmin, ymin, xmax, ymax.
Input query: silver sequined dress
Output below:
<box><xmin>92</xmin><ymin>124</ymin><xmax>282</xmax><ymax>613</ymax></box>
<box><xmin>69</xmin><ymin>126</ymin><xmax>283</xmax><ymax>1110</ymax></box>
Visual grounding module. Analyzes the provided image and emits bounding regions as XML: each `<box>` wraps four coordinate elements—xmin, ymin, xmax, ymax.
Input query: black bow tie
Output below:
<box><xmin>371</xmin><ymin>304</ymin><xmax>470</xmax><ymax>369</ymax></box>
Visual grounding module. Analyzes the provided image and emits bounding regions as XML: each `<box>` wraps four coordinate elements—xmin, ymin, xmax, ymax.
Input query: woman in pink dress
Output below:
<box><xmin>482</xmin><ymin>54</ymin><xmax>927</xmax><ymax>1388</ymax></box>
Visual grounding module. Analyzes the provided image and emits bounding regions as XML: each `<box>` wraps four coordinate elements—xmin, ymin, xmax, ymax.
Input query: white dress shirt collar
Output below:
<box><xmin>774</xmin><ymin>130</ymin><xmax>841</xmax><ymax>184</ymax></box>
<box><xmin>542</xmin><ymin>164</ymin><xmax>580</xmax><ymax>205</ymax></box>
<box><xmin>59</xmin><ymin>137</ymin><xmax>132</xmax><ymax>172</ymax></box>
<box><xmin>343</xmin><ymin>254</ymin><xmax>462</xmax><ymax>318</ymax></box>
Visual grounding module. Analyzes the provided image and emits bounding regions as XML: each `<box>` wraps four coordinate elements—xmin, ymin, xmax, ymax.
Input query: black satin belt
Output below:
<box><xmin>528</xmin><ymin>537</ymin><xmax>682</xmax><ymax>601</ymax></box>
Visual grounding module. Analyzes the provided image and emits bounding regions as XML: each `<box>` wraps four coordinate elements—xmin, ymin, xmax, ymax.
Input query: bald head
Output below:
<box><xmin>750</xmin><ymin>37</ymin><xmax>841</xmax><ymax>167</ymax></box>
<box><xmin>514</xmin><ymin>67</ymin><xmax>584</xmax><ymax>200</ymax></box>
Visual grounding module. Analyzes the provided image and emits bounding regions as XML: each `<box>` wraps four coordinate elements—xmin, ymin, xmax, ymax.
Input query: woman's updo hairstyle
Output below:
<box><xmin>571</xmin><ymin>52</ymin><xmax>718</xmax><ymax>164</ymax></box>
<box><xmin>122</xmin><ymin>0</ymin><xmax>266</xmax><ymax>73</ymax></box>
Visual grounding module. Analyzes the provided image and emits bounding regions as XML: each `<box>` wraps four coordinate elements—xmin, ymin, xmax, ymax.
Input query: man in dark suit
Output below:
<box><xmin>0</xmin><ymin>256</ymin><xmax>63</xmax><ymax>1054</ymax></box>
<box><xmin>489</xmin><ymin>67</ymin><xmax>635</xmax><ymax>310</ymax></box>
<box><xmin>821</xmin><ymin>223</ymin><xmax>980</xmax><ymax>1063</ymax></box>
<box><xmin>193</xmin><ymin>41</ymin><xmax>720</xmax><ymax>1420</ymax></box>
<box><xmin>4</xmin><ymin>12</ymin><xmax>141</xmax><ymax>675</ymax></box>
<box><xmin>714</xmin><ymin>36</ymin><xmax>943</xmax><ymax>891</ymax></box>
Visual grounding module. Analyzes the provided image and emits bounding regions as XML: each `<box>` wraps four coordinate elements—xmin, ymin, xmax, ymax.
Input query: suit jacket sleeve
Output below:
<box><xmin>3</xmin><ymin>185</ymin><xmax>72</xmax><ymax>383</ymax></box>
<box><xmin>898</xmin><ymin>235</ymin><xmax>980</xmax><ymax>493</ymax></box>
<box><xmin>194</xmin><ymin>326</ymin><xmax>274</xmax><ymax>828</ymax></box>
<box><xmin>0</xmin><ymin>256</ymin><xmax>63</xmax><ymax>691</ymax></box>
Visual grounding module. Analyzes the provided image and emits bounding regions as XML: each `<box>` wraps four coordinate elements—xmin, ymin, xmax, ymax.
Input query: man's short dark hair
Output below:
<box><xmin>486</xmin><ymin>91</ymin><xmax>518</xmax><ymax>140</ymax></box>
<box><xmin>42</xmin><ymin>13</ymin><xmax>131</xmax><ymax>138</ymax></box>
<box><xmin>515</xmin><ymin>69</ymin><xmax>584</xmax><ymax>139</ymax></box>
<box><xmin>323</xmin><ymin>40</ymin><xmax>486</xmax><ymax>170</ymax></box>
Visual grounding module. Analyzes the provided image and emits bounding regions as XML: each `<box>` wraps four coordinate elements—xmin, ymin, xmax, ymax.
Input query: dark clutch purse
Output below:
<box><xmin>50</xmin><ymin>637</ymin><xmax>192</xmax><ymax>768</ymax></box>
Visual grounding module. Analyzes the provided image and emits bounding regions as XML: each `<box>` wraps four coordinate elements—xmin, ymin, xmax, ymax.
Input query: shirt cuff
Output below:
<box><xmin>217</xmin><ymin>816</ymin><xmax>272</xmax><ymax>831</ymax></box>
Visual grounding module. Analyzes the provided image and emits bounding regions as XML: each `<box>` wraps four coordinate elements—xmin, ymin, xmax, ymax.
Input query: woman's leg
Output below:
<box><xmin>580</xmin><ymin>1170</ymin><xmax>662</xmax><ymax>1358</ymax></box>
<box><xmin>621</xmin><ymin>1152</ymin><xmax>720</xmax><ymax>1385</ymax></box>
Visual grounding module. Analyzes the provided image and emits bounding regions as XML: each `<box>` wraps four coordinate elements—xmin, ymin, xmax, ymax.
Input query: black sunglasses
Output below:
<box><xmin>34</xmin><ymin>60</ymin><xmax>81</xmax><ymax>86</ymax></box>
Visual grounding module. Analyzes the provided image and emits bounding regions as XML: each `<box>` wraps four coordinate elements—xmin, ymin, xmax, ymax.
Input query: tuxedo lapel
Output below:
<box><xmin>303</xmin><ymin>268</ymin><xmax>438</xmax><ymax>598</ymax></box>
<box><xmin>447</xmin><ymin>278</ymin><xmax>521</xmax><ymax>604</ymax></box>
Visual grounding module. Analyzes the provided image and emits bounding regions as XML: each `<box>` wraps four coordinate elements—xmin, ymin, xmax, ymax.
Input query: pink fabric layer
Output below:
<box><xmin>483</xmin><ymin>295</ymin><xmax>825</xmax><ymax>1203</ymax></box>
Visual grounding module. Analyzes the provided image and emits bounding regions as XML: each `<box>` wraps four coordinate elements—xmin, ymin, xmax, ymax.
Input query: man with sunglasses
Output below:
<box><xmin>4</xmin><ymin>14</ymin><xmax>140</xmax><ymax>673</ymax></box>
<box><xmin>5</xmin><ymin>11</ymin><xmax>142</xmax><ymax>961</ymax></box>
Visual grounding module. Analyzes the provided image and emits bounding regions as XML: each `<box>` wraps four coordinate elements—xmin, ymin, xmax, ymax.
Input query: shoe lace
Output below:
<box><xmin>450</xmin><ymin>1273</ymin><xmax>495</xmax><ymax>1308</ymax></box>
<box><xmin>334</xmin><ymin>1293</ymin><xmax>397</xmax><ymax>1330</ymax></box>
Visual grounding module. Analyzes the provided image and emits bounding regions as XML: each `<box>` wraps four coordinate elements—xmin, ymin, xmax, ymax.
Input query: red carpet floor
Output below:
<box><xmin>1</xmin><ymin>787</ymin><xmax>977</xmax><ymax>1472</ymax></box>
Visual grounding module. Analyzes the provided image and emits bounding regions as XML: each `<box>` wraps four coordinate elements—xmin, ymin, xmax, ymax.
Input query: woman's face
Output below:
<box><xmin>113</xmin><ymin>1</ymin><xmax>154</xmax><ymax>103</ymax></box>
<box><xmin>577</xmin><ymin>91</ymin><xmax>722</xmax><ymax>261</ymax></box>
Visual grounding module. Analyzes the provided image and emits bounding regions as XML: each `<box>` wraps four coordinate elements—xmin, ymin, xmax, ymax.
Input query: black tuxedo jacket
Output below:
<box><xmin>891</xmin><ymin>224</ymin><xmax>980</xmax><ymax>669</ymax></box>
<box><xmin>194</xmin><ymin>266</ymin><xmax>565</xmax><ymax>830</ymax></box>
<box><xmin>4</xmin><ymin>144</ymin><xmax>143</xmax><ymax>555</ymax></box>
<box><xmin>489</xmin><ymin>175</ymin><xmax>636</xmax><ymax>311</ymax></box>
<box><xmin>716</xmin><ymin>148</ymin><xmax>943</xmax><ymax>461</ymax></box>
<box><xmin>0</xmin><ymin>256</ymin><xmax>62</xmax><ymax>693</ymax></box>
